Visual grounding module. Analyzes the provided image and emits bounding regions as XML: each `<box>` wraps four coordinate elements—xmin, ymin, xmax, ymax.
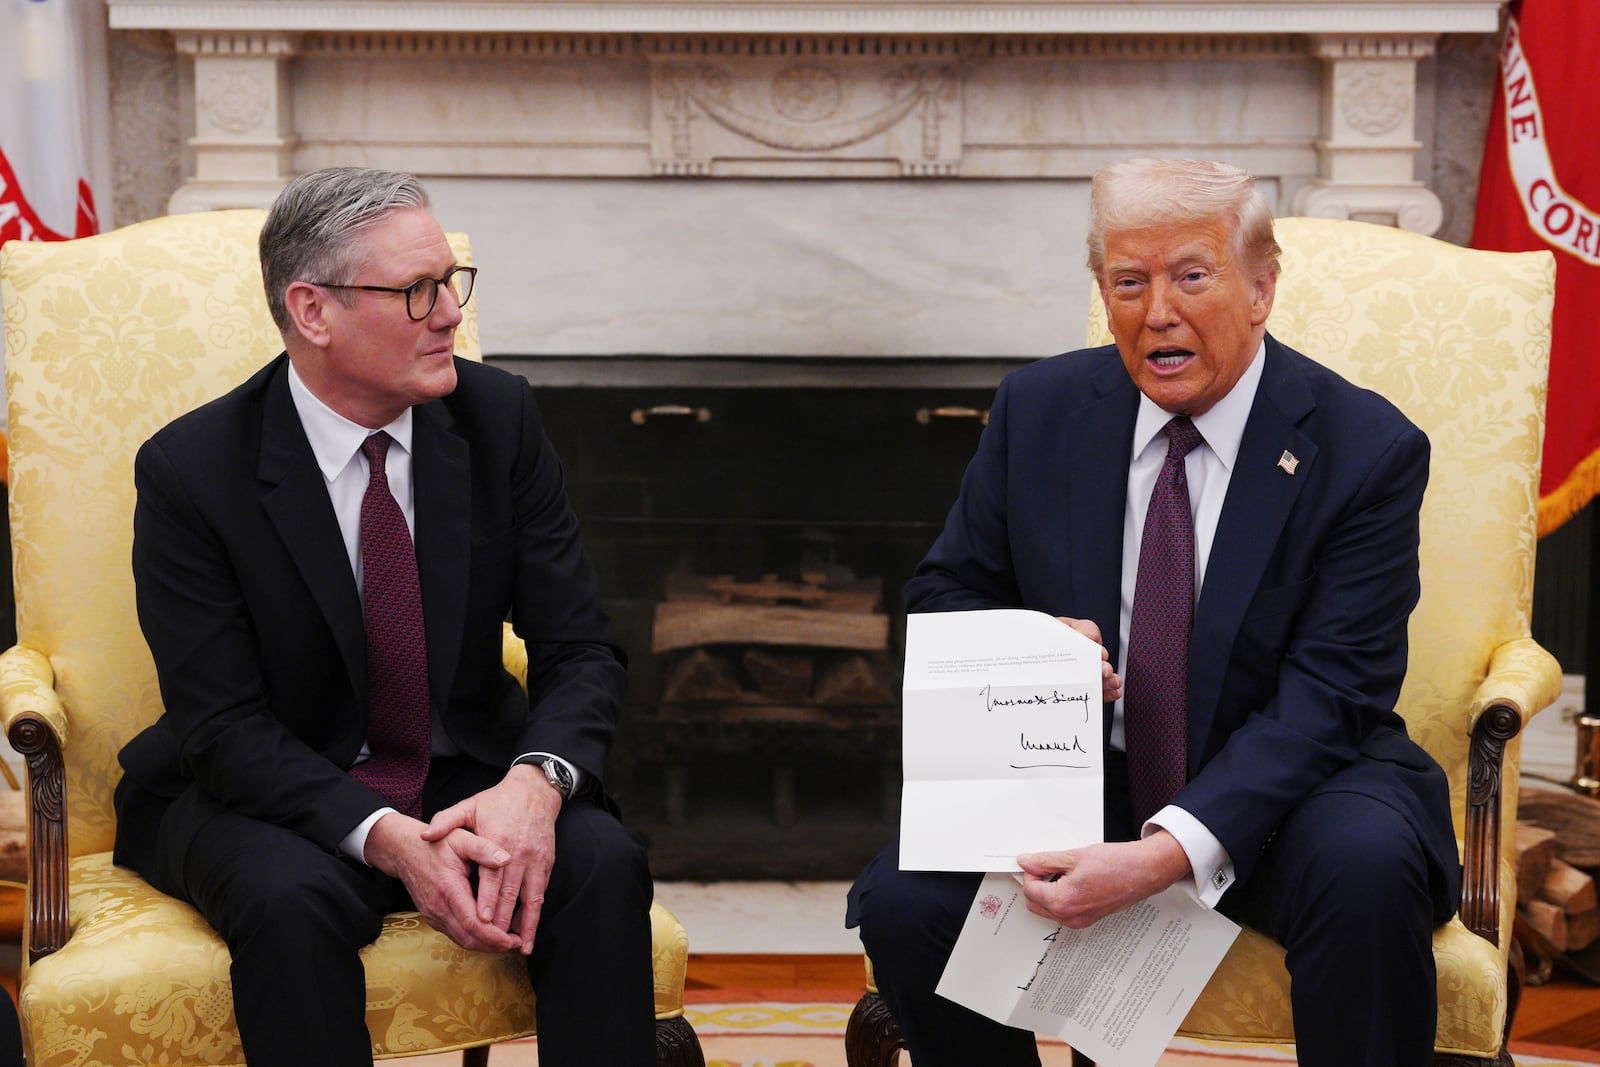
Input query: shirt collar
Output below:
<box><xmin>1130</xmin><ymin>338</ymin><xmax>1267</xmax><ymax>469</ymax></box>
<box><xmin>286</xmin><ymin>358</ymin><xmax>414</xmax><ymax>482</ymax></box>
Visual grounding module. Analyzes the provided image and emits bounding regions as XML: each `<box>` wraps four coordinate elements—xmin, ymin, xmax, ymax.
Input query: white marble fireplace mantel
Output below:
<box><xmin>108</xmin><ymin>2</ymin><xmax>1501</xmax><ymax>35</ymax></box>
<box><xmin>107</xmin><ymin>0</ymin><xmax>1505</xmax><ymax>361</ymax></box>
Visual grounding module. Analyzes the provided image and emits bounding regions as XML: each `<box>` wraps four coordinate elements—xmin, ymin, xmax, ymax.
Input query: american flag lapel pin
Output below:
<box><xmin>1277</xmin><ymin>450</ymin><xmax>1300</xmax><ymax>475</ymax></box>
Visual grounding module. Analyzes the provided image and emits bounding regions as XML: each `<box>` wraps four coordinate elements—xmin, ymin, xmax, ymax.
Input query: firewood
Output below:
<box><xmin>662</xmin><ymin>573</ymin><xmax>882</xmax><ymax>612</ymax></box>
<box><xmin>661</xmin><ymin>648</ymin><xmax>745</xmax><ymax>702</ymax></box>
<box><xmin>1517</xmin><ymin>822</ymin><xmax>1560</xmax><ymax>906</ymax></box>
<box><xmin>652</xmin><ymin>601</ymin><xmax>888</xmax><ymax>653</ymax></box>
<box><xmin>1518</xmin><ymin>789</ymin><xmax>1600</xmax><ymax>867</ymax></box>
<box><xmin>742</xmin><ymin>648</ymin><xmax>815</xmax><ymax>702</ymax></box>
<box><xmin>813</xmin><ymin>579</ymin><xmax>884</xmax><ymax>614</ymax></box>
<box><xmin>662</xmin><ymin>573</ymin><xmax>728</xmax><ymax>603</ymax></box>
<box><xmin>1540</xmin><ymin>859</ymin><xmax>1598</xmax><ymax>915</ymax></box>
<box><xmin>707</xmin><ymin>576</ymin><xmax>829</xmax><ymax>605</ymax></box>
<box><xmin>1569</xmin><ymin>905</ymin><xmax>1600</xmax><ymax>952</ymax></box>
<box><xmin>814</xmin><ymin>653</ymin><xmax>894</xmax><ymax>707</ymax></box>
<box><xmin>1525</xmin><ymin>898</ymin><xmax>1568</xmax><ymax>952</ymax></box>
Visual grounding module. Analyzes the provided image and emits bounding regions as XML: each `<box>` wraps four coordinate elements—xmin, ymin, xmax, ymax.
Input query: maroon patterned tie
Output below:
<box><xmin>350</xmin><ymin>431</ymin><xmax>431</xmax><ymax>819</ymax></box>
<box><xmin>1124</xmin><ymin>416</ymin><xmax>1204</xmax><ymax>828</ymax></box>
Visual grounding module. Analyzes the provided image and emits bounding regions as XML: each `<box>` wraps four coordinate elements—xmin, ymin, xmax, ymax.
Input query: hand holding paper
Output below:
<box><xmin>937</xmin><ymin>873</ymin><xmax>1239</xmax><ymax>1067</ymax></box>
<box><xmin>1017</xmin><ymin>834</ymin><xmax>1194</xmax><ymax>929</ymax></box>
<box><xmin>899</xmin><ymin>609</ymin><xmax>1106</xmax><ymax>872</ymax></box>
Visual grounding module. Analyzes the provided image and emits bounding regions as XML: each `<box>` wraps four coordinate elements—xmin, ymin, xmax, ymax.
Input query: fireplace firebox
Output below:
<box><xmin>515</xmin><ymin>368</ymin><xmax>1019</xmax><ymax>880</ymax></box>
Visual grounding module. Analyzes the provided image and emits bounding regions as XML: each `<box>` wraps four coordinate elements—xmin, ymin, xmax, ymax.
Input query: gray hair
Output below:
<box><xmin>259</xmin><ymin>167</ymin><xmax>432</xmax><ymax>335</ymax></box>
<box><xmin>1086</xmin><ymin>158</ymin><xmax>1281</xmax><ymax>280</ymax></box>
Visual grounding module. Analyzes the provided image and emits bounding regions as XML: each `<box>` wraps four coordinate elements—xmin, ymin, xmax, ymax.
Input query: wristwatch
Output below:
<box><xmin>521</xmin><ymin>755</ymin><xmax>574</xmax><ymax>800</ymax></box>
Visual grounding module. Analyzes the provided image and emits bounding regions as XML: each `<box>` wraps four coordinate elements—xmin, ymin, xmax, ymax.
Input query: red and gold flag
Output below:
<box><xmin>1473</xmin><ymin>0</ymin><xmax>1600</xmax><ymax>534</ymax></box>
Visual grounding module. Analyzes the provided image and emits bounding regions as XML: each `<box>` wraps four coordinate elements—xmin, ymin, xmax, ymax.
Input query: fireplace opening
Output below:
<box><xmin>527</xmin><ymin>378</ymin><xmax>1001</xmax><ymax>880</ymax></box>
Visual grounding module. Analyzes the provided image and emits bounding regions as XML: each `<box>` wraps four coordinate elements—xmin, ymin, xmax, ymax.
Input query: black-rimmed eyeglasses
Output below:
<box><xmin>312</xmin><ymin>265</ymin><xmax>477</xmax><ymax>321</ymax></box>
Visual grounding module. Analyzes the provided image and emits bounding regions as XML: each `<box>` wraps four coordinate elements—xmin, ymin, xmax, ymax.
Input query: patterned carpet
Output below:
<box><xmin>400</xmin><ymin>995</ymin><xmax>1600</xmax><ymax>1066</ymax></box>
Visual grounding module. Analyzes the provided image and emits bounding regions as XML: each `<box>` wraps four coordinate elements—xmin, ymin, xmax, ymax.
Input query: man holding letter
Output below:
<box><xmin>847</xmin><ymin>158</ymin><xmax>1460</xmax><ymax>1067</ymax></box>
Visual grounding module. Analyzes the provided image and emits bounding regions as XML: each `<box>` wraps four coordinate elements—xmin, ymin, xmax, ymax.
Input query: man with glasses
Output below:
<box><xmin>112</xmin><ymin>167</ymin><xmax>655</xmax><ymax>1066</ymax></box>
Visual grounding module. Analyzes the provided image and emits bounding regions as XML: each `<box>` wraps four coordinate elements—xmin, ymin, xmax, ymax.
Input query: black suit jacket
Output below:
<box><xmin>905</xmin><ymin>335</ymin><xmax>1461</xmax><ymax>917</ymax></box>
<box><xmin>115</xmin><ymin>355</ymin><xmax>625</xmax><ymax>887</ymax></box>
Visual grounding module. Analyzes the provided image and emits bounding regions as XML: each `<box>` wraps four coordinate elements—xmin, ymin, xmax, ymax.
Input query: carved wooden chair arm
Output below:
<box><xmin>0</xmin><ymin>646</ymin><xmax>68</xmax><ymax>742</ymax></box>
<box><xmin>1458</xmin><ymin>637</ymin><xmax>1561</xmax><ymax>949</ymax></box>
<box><xmin>1467</xmin><ymin>637</ymin><xmax>1561</xmax><ymax>735</ymax></box>
<box><xmin>0</xmin><ymin>645</ymin><xmax>70</xmax><ymax>962</ymax></box>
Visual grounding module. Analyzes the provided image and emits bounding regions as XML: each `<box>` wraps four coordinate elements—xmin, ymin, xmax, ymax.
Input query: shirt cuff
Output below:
<box><xmin>1143</xmin><ymin>804</ymin><xmax>1235</xmax><ymax>908</ymax></box>
<box><xmin>339</xmin><ymin>806</ymin><xmax>396</xmax><ymax>865</ymax></box>
<box><xmin>515</xmin><ymin>751</ymin><xmax>584</xmax><ymax>797</ymax></box>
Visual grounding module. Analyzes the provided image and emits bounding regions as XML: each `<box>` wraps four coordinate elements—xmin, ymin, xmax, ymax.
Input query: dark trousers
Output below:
<box><xmin>848</xmin><ymin>753</ymin><xmax>1440</xmax><ymax>1067</ymax></box>
<box><xmin>168</xmin><ymin>757</ymin><xmax>656</xmax><ymax>1067</ymax></box>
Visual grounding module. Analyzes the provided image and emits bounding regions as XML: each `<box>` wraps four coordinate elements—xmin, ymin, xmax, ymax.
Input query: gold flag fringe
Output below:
<box><xmin>1539</xmin><ymin>448</ymin><xmax>1600</xmax><ymax>537</ymax></box>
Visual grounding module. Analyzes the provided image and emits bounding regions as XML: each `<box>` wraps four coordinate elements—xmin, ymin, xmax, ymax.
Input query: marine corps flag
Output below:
<box><xmin>0</xmin><ymin>0</ymin><xmax>106</xmax><ymax>246</ymax></box>
<box><xmin>1473</xmin><ymin>0</ymin><xmax>1600</xmax><ymax>535</ymax></box>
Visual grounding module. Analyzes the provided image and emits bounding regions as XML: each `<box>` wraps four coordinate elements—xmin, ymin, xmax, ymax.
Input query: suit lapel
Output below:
<box><xmin>411</xmin><ymin>401</ymin><xmax>471</xmax><ymax>714</ymax></box>
<box><xmin>258</xmin><ymin>359</ymin><xmax>369</xmax><ymax>706</ymax></box>
<box><xmin>1066</xmin><ymin>354</ymin><xmax>1139</xmax><ymax>743</ymax></box>
<box><xmin>1186</xmin><ymin>336</ymin><xmax>1316</xmax><ymax>765</ymax></box>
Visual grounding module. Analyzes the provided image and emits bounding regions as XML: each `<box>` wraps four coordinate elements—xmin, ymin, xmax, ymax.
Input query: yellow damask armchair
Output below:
<box><xmin>0</xmin><ymin>210</ymin><xmax>703</xmax><ymax>1067</ymax></box>
<box><xmin>847</xmin><ymin>217</ymin><xmax>1559</xmax><ymax>1067</ymax></box>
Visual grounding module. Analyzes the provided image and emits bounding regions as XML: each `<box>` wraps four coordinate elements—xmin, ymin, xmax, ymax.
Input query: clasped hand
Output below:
<box><xmin>367</xmin><ymin>764</ymin><xmax>560</xmax><ymax>955</ymax></box>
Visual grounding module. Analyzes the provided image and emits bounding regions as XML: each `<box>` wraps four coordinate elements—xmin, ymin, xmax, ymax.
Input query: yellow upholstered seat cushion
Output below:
<box><xmin>23</xmin><ymin>852</ymin><xmax>688</xmax><ymax>1065</ymax></box>
<box><xmin>1176</xmin><ymin>914</ymin><xmax>1507</xmax><ymax>1057</ymax></box>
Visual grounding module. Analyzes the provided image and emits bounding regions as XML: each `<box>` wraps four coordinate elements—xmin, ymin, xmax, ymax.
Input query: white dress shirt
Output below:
<box><xmin>1113</xmin><ymin>340</ymin><xmax>1267</xmax><ymax>907</ymax></box>
<box><xmin>285</xmin><ymin>362</ymin><xmax>578</xmax><ymax>862</ymax></box>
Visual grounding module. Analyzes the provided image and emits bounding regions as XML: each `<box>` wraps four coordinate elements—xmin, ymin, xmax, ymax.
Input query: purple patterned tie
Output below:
<box><xmin>1124</xmin><ymin>416</ymin><xmax>1204</xmax><ymax>828</ymax></box>
<box><xmin>350</xmin><ymin>431</ymin><xmax>431</xmax><ymax>819</ymax></box>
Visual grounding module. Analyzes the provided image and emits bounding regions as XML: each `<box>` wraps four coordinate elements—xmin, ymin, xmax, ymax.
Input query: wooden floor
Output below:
<box><xmin>1514</xmin><ymin>972</ymin><xmax>1600</xmax><ymax>1050</ymax></box>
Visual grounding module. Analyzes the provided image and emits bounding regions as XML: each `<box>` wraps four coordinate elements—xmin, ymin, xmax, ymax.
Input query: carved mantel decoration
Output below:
<box><xmin>648</xmin><ymin>40</ymin><xmax>963</xmax><ymax>177</ymax></box>
<box><xmin>110</xmin><ymin>1</ymin><xmax>1501</xmax><ymax>233</ymax></box>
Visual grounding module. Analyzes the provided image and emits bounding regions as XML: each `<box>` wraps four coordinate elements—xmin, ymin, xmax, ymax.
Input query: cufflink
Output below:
<box><xmin>1211</xmin><ymin>870</ymin><xmax>1228</xmax><ymax>891</ymax></box>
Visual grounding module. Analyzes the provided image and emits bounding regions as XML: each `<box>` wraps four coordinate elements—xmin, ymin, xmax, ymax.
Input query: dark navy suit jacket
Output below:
<box><xmin>905</xmin><ymin>334</ymin><xmax>1461</xmax><ymax>917</ymax></box>
<box><xmin>114</xmin><ymin>355</ymin><xmax>625</xmax><ymax>892</ymax></box>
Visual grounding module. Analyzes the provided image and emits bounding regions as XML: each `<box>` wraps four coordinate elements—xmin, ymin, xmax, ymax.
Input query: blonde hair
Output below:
<box><xmin>1086</xmin><ymin>158</ymin><xmax>1281</xmax><ymax>279</ymax></box>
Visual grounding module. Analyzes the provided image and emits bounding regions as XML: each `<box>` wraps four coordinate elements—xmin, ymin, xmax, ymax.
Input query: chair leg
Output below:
<box><xmin>1505</xmin><ymin>934</ymin><xmax>1527</xmax><ymax>1037</ymax></box>
<box><xmin>655</xmin><ymin>1014</ymin><xmax>706</xmax><ymax>1067</ymax></box>
<box><xmin>461</xmin><ymin>1046</ymin><xmax>490</xmax><ymax>1067</ymax></box>
<box><xmin>844</xmin><ymin>991</ymin><xmax>905</xmax><ymax>1067</ymax></box>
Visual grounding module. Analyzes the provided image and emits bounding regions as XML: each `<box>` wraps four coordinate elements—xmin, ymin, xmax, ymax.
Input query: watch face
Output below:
<box><xmin>542</xmin><ymin>759</ymin><xmax>573</xmax><ymax>797</ymax></box>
